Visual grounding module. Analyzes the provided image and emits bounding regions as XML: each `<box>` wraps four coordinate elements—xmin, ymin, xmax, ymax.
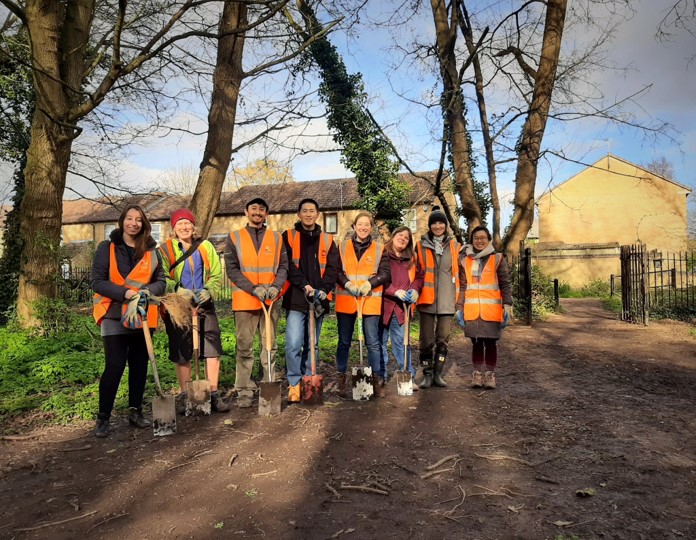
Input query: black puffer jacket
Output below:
<box><xmin>91</xmin><ymin>229</ymin><xmax>166</xmax><ymax>321</ymax></box>
<box><xmin>282</xmin><ymin>223</ymin><xmax>340</xmax><ymax>313</ymax></box>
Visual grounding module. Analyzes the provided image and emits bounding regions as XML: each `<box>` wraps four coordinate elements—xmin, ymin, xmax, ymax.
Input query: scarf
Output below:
<box><xmin>432</xmin><ymin>235</ymin><xmax>445</xmax><ymax>256</ymax></box>
<box><xmin>464</xmin><ymin>243</ymin><xmax>496</xmax><ymax>280</ymax></box>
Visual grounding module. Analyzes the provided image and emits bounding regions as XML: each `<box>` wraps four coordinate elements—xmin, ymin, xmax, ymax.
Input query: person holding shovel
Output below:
<box><xmin>335</xmin><ymin>212</ymin><xmax>391</xmax><ymax>398</ymax></box>
<box><xmin>159</xmin><ymin>208</ymin><xmax>229</xmax><ymax>414</ymax></box>
<box><xmin>225</xmin><ymin>197</ymin><xmax>288</xmax><ymax>408</ymax></box>
<box><xmin>91</xmin><ymin>204</ymin><xmax>166</xmax><ymax>438</ymax></box>
<box><xmin>282</xmin><ymin>198</ymin><xmax>340</xmax><ymax>402</ymax></box>
<box><xmin>415</xmin><ymin>207</ymin><xmax>464</xmax><ymax>389</ymax></box>
<box><xmin>456</xmin><ymin>225</ymin><xmax>513</xmax><ymax>389</ymax></box>
<box><xmin>378</xmin><ymin>226</ymin><xmax>424</xmax><ymax>392</ymax></box>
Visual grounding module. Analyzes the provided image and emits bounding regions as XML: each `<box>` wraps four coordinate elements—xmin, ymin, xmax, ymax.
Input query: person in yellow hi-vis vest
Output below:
<box><xmin>335</xmin><ymin>212</ymin><xmax>391</xmax><ymax>397</ymax></box>
<box><xmin>224</xmin><ymin>197</ymin><xmax>289</xmax><ymax>408</ymax></box>
<box><xmin>455</xmin><ymin>225</ymin><xmax>513</xmax><ymax>390</ymax></box>
<box><xmin>91</xmin><ymin>205</ymin><xmax>166</xmax><ymax>438</ymax></box>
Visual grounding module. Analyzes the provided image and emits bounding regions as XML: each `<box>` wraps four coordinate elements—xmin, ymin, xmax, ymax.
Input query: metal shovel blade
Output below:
<box><xmin>396</xmin><ymin>370</ymin><xmax>413</xmax><ymax>396</ymax></box>
<box><xmin>259</xmin><ymin>381</ymin><xmax>282</xmax><ymax>415</ymax></box>
<box><xmin>152</xmin><ymin>395</ymin><xmax>176</xmax><ymax>436</ymax></box>
<box><xmin>352</xmin><ymin>366</ymin><xmax>373</xmax><ymax>401</ymax></box>
<box><xmin>186</xmin><ymin>380</ymin><xmax>211</xmax><ymax>416</ymax></box>
<box><xmin>302</xmin><ymin>374</ymin><xmax>324</xmax><ymax>405</ymax></box>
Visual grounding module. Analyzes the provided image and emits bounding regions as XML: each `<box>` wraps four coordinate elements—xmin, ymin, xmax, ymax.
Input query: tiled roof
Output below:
<box><xmin>62</xmin><ymin>172</ymin><xmax>447</xmax><ymax>224</ymax></box>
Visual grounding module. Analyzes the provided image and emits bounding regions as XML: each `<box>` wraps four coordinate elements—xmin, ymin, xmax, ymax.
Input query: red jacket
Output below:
<box><xmin>381</xmin><ymin>251</ymin><xmax>424</xmax><ymax>326</ymax></box>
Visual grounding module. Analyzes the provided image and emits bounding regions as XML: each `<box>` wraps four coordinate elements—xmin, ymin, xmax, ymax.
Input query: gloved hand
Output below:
<box><xmin>313</xmin><ymin>289</ymin><xmax>327</xmax><ymax>302</ymax></box>
<box><xmin>123</xmin><ymin>294</ymin><xmax>142</xmax><ymax>329</ymax></box>
<box><xmin>455</xmin><ymin>309</ymin><xmax>465</xmax><ymax>328</ymax></box>
<box><xmin>405</xmin><ymin>289</ymin><xmax>419</xmax><ymax>304</ymax></box>
<box><xmin>344</xmin><ymin>281</ymin><xmax>360</xmax><ymax>297</ymax></box>
<box><xmin>502</xmin><ymin>304</ymin><xmax>513</xmax><ymax>328</ymax></box>
<box><xmin>252</xmin><ymin>286</ymin><xmax>267</xmax><ymax>301</ymax></box>
<box><xmin>137</xmin><ymin>292</ymin><xmax>149</xmax><ymax>316</ymax></box>
<box><xmin>313</xmin><ymin>300</ymin><xmax>326</xmax><ymax>318</ymax></box>
<box><xmin>194</xmin><ymin>288</ymin><xmax>211</xmax><ymax>305</ymax></box>
<box><xmin>176</xmin><ymin>287</ymin><xmax>196</xmax><ymax>303</ymax></box>
<box><xmin>358</xmin><ymin>281</ymin><xmax>372</xmax><ymax>296</ymax></box>
<box><xmin>394</xmin><ymin>289</ymin><xmax>408</xmax><ymax>301</ymax></box>
<box><xmin>266</xmin><ymin>286</ymin><xmax>280</xmax><ymax>301</ymax></box>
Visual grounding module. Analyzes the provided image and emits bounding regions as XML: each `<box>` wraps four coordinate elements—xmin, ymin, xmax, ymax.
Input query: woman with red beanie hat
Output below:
<box><xmin>159</xmin><ymin>208</ymin><xmax>230</xmax><ymax>414</ymax></box>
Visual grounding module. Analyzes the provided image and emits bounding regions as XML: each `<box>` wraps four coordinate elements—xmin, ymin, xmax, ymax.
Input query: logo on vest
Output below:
<box><xmin>264</xmin><ymin>246</ymin><xmax>272</xmax><ymax>255</ymax></box>
<box><xmin>366</xmin><ymin>256</ymin><xmax>373</xmax><ymax>263</ymax></box>
<box><xmin>321</xmin><ymin>249</ymin><xmax>327</xmax><ymax>257</ymax></box>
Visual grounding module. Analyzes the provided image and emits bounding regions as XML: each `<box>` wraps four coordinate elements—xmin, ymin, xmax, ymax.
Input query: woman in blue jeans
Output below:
<box><xmin>335</xmin><ymin>213</ymin><xmax>391</xmax><ymax>398</ymax></box>
<box><xmin>378</xmin><ymin>226</ymin><xmax>424</xmax><ymax>391</ymax></box>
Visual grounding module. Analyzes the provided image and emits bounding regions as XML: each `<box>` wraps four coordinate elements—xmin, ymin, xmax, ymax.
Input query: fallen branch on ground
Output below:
<box><xmin>420</xmin><ymin>467</ymin><xmax>454</xmax><ymax>479</ymax></box>
<box><xmin>251</xmin><ymin>470</ymin><xmax>278</xmax><ymax>478</ymax></box>
<box><xmin>58</xmin><ymin>445</ymin><xmax>92</xmax><ymax>452</ymax></box>
<box><xmin>85</xmin><ymin>512</ymin><xmax>128</xmax><ymax>535</ymax></box>
<box><xmin>228</xmin><ymin>454</ymin><xmax>238</xmax><ymax>467</ymax></box>
<box><xmin>425</xmin><ymin>454</ymin><xmax>459</xmax><ymax>470</ymax></box>
<box><xmin>325</xmin><ymin>483</ymin><xmax>341</xmax><ymax>498</ymax></box>
<box><xmin>14</xmin><ymin>511</ymin><xmax>98</xmax><ymax>532</ymax></box>
<box><xmin>339</xmin><ymin>484</ymin><xmax>388</xmax><ymax>495</ymax></box>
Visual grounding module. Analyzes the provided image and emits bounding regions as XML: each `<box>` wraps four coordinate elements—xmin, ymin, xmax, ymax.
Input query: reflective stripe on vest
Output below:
<box><xmin>281</xmin><ymin>229</ymin><xmax>334</xmax><ymax>300</ymax></box>
<box><xmin>415</xmin><ymin>239</ymin><xmax>460</xmax><ymax>306</ymax></box>
<box><xmin>229</xmin><ymin>228</ymin><xmax>282</xmax><ymax>311</ymax></box>
<box><xmin>463</xmin><ymin>254</ymin><xmax>503</xmax><ymax>322</ymax></box>
<box><xmin>92</xmin><ymin>244</ymin><xmax>159</xmax><ymax>328</ymax></box>
<box><xmin>336</xmin><ymin>240</ymin><xmax>384</xmax><ymax>315</ymax></box>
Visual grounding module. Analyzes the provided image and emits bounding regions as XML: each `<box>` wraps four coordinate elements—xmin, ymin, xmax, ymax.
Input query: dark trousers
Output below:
<box><xmin>471</xmin><ymin>337</ymin><xmax>498</xmax><ymax>369</ymax></box>
<box><xmin>418</xmin><ymin>312</ymin><xmax>453</xmax><ymax>359</ymax></box>
<box><xmin>99</xmin><ymin>333</ymin><xmax>149</xmax><ymax>416</ymax></box>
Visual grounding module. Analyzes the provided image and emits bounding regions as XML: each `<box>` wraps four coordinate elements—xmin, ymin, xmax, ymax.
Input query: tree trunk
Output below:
<box><xmin>504</xmin><ymin>0</ymin><xmax>568</xmax><ymax>258</ymax></box>
<box><xmin>17</xmin><ymin>0</ymin><xmax>93</xmax><ymax>326</ymax></box>
<box><xmin>430</xmin><ymin>0</ymin><xmax>481</xmax><ymax>232</ymax></box>
<box><xmin>190</xmin><ymin>1</ymin><xmax>247</xmax><ymax>237</ymax></box>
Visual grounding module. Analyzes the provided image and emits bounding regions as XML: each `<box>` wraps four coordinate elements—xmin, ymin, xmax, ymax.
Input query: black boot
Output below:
<box><xmin>128</xmin><ymin>407</ymin><xmax>151</xmax><ymax>429</ymax></box>
<box><xmin>94</xmin><ymin>413</ymin><xmax>110</xmax><ymax>438</ymax></box>
<box><xmin>419</xmin><ymin>354</ymin><xmax>434</xmax><ymax>389</ymax></box>
<box><xmin>433</xmin><ymin>350</ymin><xmax>448</xmax><ymax>387</ymax></box>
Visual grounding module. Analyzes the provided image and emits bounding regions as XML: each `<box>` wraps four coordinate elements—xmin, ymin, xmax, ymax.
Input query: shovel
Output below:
<box><xmin>142</xmin><ymin>324</ymin><xmax>176</xmax><ymax>436</ymax></box>
<box><xmin>352</xmin><ymin>295</ymin><xmax>373</xmax><ymax>401</ymax></box>
<box><xmin>301</xmin><ymin>294</ymin><xmax>323</xmax><ymax>405</ymax></box>
<box><xmin>396</xmin><ymin>302</ymin><xmax>413</xmax><ymax>396</ymax></box>
<box><xmin>258</xmin><ymin>299</ymin><xmax>282</xmax><ymax>415</ymax></box>
<box><xmin>186</xmin><ymin>308</ymin><xmax>211</xmax><ymax>415</ymax></box>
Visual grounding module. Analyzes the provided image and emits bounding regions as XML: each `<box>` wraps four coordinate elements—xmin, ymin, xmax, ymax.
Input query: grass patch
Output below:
<box><xmin>0</xmin><ymin>308</ymin><xmax>421</xmax><ymax>425</ymax></box>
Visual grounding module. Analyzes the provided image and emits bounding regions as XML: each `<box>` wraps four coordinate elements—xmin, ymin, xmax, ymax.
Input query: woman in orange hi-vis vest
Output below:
<box><xmin>415</xmin><ymin>207</ymin><xmax>464</xmax><ymax>389</ymax></box>
<box><xmin>91</xmin><ymin>205</ymin><xmax>166</xmax><ymax>438</ymax></box>
<box><xmin>335</xmin><ymin>213</ymin><xmax>391</xmax><ymax>397</ymax></box>
<box><xmin>455</xmin><ymin>225</ymin><xmax>513</xmax><ymax>390</ymax></box>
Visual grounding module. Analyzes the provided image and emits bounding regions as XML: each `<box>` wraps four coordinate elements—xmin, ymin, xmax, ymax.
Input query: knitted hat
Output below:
<box><xmin>171</xmin><ymin>208</ymin><xmax>195</xmax><ymax>227</ymax></box>
<box><xmin>428</xmin><ymin>206</ymin><xmax>448</xmax><ymax>228</ymax></box>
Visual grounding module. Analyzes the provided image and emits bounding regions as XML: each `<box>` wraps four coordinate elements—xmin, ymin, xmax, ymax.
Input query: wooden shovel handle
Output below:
<box><xmin>354</xmin><ymin>296</ymin><xmax>366</xmax><ymax>367</ymax></box>
<box><xmin>403</xmin><ymin>301</ymin><xmax>410</xmax><ymax>371</ymax></box>
<box><xmin>142</xmin><ymin>324</ymin><xmax>165</xmax><ymax>397</ymax></box>
<box><xmin>191</xmin><ymin>308</ymin><xmax>201</xmax><ymax>381</ymax></box>
<box><xmin>259</xmin><ymin>300</ymin><xmax>275</xmax><ymax>382</ymax></box>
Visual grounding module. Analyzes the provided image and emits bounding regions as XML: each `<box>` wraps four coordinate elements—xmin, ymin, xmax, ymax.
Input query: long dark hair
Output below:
<box><xmin>118</xmin><ymin>204</ymin><xmax>152</xmax><ymax>260</ymax></box>
<box><xmin>385</xmin><ymin>226</ymin><xmax>415</xmax><ymax>265</ymax></box>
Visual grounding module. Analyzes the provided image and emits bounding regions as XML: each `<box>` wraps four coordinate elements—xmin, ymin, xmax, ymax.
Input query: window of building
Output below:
<box><xmin>404</xmin><ymin>208</ymin><xmax>418</xmax><ymax>232</ymax></box>
<box><xmin>104</xmin><ymin>223</ymin><xmax>116</xmax><ymax>240</ymax></box>
<box><xmin>324</xmin><ymin>213</ymin><xmax>338</xmax><ymax>234</ymax></box>
<box><xmin>151</xmin><ymin>223</ymin><xmax>162</xmax><ymax>245</ymax></box>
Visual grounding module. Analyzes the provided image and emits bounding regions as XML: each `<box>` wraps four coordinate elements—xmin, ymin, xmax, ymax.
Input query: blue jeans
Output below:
<box><xmin>336</xmin><ymin>312</ymin><xmax>381</xmax><ymax>374</ymax></box>
<box><xmin>285</xmin><ymin>309</ymin><xmax>324</xmax><ymax>387</ymax></box>
<box><xmin>379</xmin><ymin>314</ymin><xmax>414</xmax><ymax>379</ymax></box>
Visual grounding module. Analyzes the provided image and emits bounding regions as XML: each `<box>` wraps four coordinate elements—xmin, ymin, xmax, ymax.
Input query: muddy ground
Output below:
<box><xmin>1</xmin><ymin>298</ymin><xmax>695</xmax><ymax>540</ymax></box>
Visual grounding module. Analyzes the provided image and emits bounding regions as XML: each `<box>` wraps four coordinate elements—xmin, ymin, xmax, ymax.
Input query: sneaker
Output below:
<box><xmin>128</xmin><ymin>407</ymin><xmax>152</xmax><ymax>429</ymax></box>
<box><xmin>94</xmin><ymin>415</ymin><xmax>110</xmax><ymax>438</ymax></box>
<box><xmin>211</xmin><ymin>392</ymin><xmax>230</xmax><ymax>412</ymax></box>
<box><xmin>175</xmin><ymin>393</ymin><xmax>188</xmax><ymax>416</ymax></box>
<box><xmin>287</xmin><ymin>384</ymin><xmax>301</xmax><ymax>403</ymax></box>
<box><xmin>471</xmin><ymin>371</ymin><xmax>483</xmax><ymax>388</ymax></box>
<box><xmin>237</xmin><ymin>394</ymin><xmax>253</xmax><ymax>408</ymax></box>
<box><xmin>483</xmin><ymin>371</ymin><xmax>496</xmax><ymax>389</ymax></box>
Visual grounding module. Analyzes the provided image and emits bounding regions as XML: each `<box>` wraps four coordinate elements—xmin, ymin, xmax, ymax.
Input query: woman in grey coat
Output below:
<box><xmin>456</xmin><ymin>225</ymin><xmax>513</xmax><ymax>389</ymax></box>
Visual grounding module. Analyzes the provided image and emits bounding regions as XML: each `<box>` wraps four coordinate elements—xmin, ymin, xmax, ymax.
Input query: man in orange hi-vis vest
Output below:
<box><xmin>224</xmin><ymin>197</ymin><xmax>289</xmax><ymax>408</ymax></box>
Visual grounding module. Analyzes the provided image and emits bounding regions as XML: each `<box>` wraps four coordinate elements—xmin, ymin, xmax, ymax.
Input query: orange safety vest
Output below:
<box><xmin>160</xmin><ymin>238</ymin><xmax>210</xmax><ymax>280</ymax></box>
<box><xmin>336</xmin><ymin>240</ymin><xmax>384</xmax><ymax>315</ymax></box>
<box><xmin>228</xmin><ymin>228</ymin><xmax>283</xmax><ymax>311</ymax></box>
<box><xmin>281</xmin><ymin>229</ymin><xmax>334</xmax><ymax>300</ymax></box>
<box><xmin>92</xmin><ymin>244</ymin><xmax>159</xmax><ymax>328</ymax></box>
<box><xmin>415</xmin><ymin>239</ymin><xmax>460</xmax><ymax>306</ymax></box>
<box><xmin>463</xmin><ymin>254</ymin><xmax>503</xmax><ymax>322</ymax></box>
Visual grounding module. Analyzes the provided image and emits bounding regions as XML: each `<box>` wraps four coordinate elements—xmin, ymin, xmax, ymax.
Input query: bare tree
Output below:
<box><xmin>642</xmin><ymin>156</ymin><xmax>676</xmax><ymax>181</ymax></box>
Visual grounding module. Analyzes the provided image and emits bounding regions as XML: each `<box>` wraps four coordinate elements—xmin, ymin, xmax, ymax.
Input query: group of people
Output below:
<box><xmin>90</xmin><ymin>198</ymin><xmax>512</xmax><ymax>438</ymax></box>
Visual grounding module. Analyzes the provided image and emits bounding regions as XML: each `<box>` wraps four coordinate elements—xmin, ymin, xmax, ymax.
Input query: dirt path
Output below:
<box><xmin>1</xmin><ymin>299</ymin><xmax>695</xmax><ymax>539</ymax></box>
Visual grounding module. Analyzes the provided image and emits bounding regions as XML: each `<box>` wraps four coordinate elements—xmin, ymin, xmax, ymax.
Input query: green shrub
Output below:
<box><xmin>512</xmin><ymin>264</ymin><xmax>559</xmax><ymax>320</ymax></box>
